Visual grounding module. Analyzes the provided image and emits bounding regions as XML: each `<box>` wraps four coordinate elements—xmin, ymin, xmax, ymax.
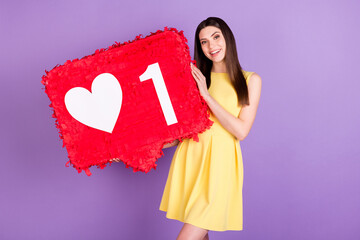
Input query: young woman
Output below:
<box><xmin>160</xmin><ymin>17</ymin><xmax>262</xmax><ymax>240</ymax></box>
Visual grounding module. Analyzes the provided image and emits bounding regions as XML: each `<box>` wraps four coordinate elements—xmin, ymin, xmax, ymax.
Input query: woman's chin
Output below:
<box><xmin>212</xmin><ymin>58</ymin><xmax>225</xmax><ymax>64</ymax></box>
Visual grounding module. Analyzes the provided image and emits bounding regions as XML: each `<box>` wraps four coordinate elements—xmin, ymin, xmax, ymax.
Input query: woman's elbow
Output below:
<box><xmin>237</xmin><ymin>135</ymin><xmax>246</xmax><ymax>141</ymax></box>
<box><xmin>236</xmin><ymin>129</ymin><xmax>249</xmax><ymax>141</ymax></box>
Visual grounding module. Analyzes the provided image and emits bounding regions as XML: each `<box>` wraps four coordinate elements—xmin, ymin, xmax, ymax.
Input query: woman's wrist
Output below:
<box><xmin>203</xmin><ymin>93</ymin><xmax>213</xmax><ymax>104</ymax></box>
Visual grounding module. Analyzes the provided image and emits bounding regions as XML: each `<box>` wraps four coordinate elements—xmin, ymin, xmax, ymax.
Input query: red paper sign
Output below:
<box><xmin>42</xmin><ymin>27</ymin><xmax>213</xmax><ymax>176</ymax></box>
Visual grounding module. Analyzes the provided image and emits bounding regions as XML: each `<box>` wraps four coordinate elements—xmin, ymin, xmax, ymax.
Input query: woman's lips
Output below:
<box><xmin>210</xmin><ymin>49</ymin><xmax>221</xmax><ymax>56</ymax></box>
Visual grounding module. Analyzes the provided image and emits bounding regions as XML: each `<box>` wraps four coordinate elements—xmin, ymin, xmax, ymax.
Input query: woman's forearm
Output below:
<box><xmin>204</xmin><ymin>94</ymin><xmax>246</xmax><ymax>140</ymax></box>
<box><xmin>203</xmin><ymin>73</ymin><xmax>262</xmax><ymax>141</ymax></box>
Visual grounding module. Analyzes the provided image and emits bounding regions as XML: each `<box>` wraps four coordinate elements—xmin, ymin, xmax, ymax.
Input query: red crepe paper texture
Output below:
<box><xmin>41</xmin><ymin>27</ymin><xmax>213</xmax><ymax>176</ymax></box>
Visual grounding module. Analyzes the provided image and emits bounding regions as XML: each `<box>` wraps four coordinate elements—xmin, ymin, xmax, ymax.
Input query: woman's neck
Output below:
<box><xmin>211</xmin><ymin>61</ymin><xmax>227</xmax><ymax>73</ymax></box>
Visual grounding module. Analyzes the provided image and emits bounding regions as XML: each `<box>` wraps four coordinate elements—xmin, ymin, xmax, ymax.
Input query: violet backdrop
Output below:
<box><xmin>0</xmin><ymin>0</ymin><xmax>359</xmax><ymax>239</ymax></box>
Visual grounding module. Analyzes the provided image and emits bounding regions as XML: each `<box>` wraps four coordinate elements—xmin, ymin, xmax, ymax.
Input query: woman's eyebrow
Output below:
<box><xmin>200</xmin><ymin>31</ymin><xmax>220</xmax><ymax>41</ymax></box>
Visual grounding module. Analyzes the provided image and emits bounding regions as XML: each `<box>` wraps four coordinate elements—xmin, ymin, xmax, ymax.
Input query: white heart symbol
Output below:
<box><xmin>64</xmin><ymin>73</ymin><xmax>122</xmax><ymax>133</ymax></box>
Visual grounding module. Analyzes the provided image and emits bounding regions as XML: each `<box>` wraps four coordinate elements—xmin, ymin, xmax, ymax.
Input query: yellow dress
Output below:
<box><xmin>159</xmin><ymin>70</ymin><xmax>254</xmax><ymax>231</ymax></box>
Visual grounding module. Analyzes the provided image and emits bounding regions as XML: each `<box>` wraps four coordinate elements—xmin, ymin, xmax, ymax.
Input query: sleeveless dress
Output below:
<box><xmin>159</xmin><ymin>70</ymin><xmax>254</xmax><ymax>231</ymax></box>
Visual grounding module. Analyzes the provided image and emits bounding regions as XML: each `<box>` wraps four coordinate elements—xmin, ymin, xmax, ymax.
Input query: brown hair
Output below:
<box><xmin>194</xmin><ymin>17</ymin><xmax>249</xmax><ymax>106</ymax></box>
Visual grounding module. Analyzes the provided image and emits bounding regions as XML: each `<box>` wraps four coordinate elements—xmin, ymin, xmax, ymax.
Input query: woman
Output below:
<box><xmin>160</xmin><ymin>17</ymin><xmax>262</xmax><ymax>240</ymax></box>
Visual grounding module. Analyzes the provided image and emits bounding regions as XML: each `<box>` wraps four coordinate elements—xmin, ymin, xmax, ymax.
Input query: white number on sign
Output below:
<box><xmin>139</xmin><ymin>62</ymin><xmax>178</xmax><ymax>126</ymax></box>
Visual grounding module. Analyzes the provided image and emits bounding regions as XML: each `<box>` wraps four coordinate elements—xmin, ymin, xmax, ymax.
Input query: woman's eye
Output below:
<box><xmin>214</xmin><ymin>35</ymin><xmax>219</xmax><ymax>39</ymax></box>
<box><xmin>201</xmin><ymin>41</ymin><xmax>206</xmax><ymax>45</ymax></box>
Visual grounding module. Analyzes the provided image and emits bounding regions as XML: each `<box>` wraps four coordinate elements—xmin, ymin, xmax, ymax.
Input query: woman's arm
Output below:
<box><xmin>191</xmin><ymin>63</ymin><xmax>262</xmax><ymax>141</ymax></box>
<box><xmin>110</xmin><ymin>139</ymin><xmax>180</xmax><ymax>163</ymax></box>
<box><xmin>163</xmin><ymin>139</ymin><xmax>180</xmax><ymax>149</ymax></box>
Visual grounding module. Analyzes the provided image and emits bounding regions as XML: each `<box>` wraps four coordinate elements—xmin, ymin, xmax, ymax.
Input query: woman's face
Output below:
<box><xmin>199</xmin><ymin>26</ymin><xmax>226</xmax><ymax>64</ymax></box>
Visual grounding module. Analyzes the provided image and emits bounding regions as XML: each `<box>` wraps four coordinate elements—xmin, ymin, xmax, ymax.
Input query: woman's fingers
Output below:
<box><xmin>191</xmin><ymin>64</ymin><xmax>205</xmax><ymax>82</ymax></box>
<box><xmin>190</xmin><ymin>63</ymin><xmax>209</xmax><ymax>100</ymax></box>
<box><xmin>190</xmin><ymin>64</ymin><xmax>204</xmax><ymax>86</ymax></box>
<box><xmin>191</xmin><ymin>69</ymin><xmax>200</xmax><ymax>83</ymax></box>
<box><xmin>191</xmin><ymin>65</ymin><xmax>205</xmax><ymax>85</ymax></box>
<box><xmin>192</xmin><ymin>70</ymin><xmax>202</xmax><ymax>82</ymax></box>
<box><xmin>110</xmin><ymin>158</ymin><xmax>121</xmax><ymax>162</ymax></box>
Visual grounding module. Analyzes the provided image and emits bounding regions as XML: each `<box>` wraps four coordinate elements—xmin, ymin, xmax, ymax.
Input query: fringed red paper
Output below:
<box><xmin>41</xmin><ymin>27</ymin><xmax>213</xmax><ymax>176</ymax></box>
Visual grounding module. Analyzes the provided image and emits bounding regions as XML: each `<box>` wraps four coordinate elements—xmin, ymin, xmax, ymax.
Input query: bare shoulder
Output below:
<box><xmin>247</xmin><ymin>72</ymin><xmax>262</xmax><ymax>93</ymax></box>
<box><xmin>249</xmin><ymin>72</ymin><xmax>262</xmax><ymax>85</ymax></box>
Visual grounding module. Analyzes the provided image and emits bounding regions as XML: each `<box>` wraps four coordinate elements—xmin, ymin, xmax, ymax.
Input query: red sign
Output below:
<box><xmin>42</xmin><ymin>27</ymin><xmax>213</xmax><ymax>176</ymax></box>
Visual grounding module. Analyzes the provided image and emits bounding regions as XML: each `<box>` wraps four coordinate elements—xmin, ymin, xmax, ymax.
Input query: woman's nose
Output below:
<box><xmin>209</xmin><ymin>40</ymin><xmax>215</xmax><ymax>49</ymax></box>
<box><xmin>209</xmin><ymin>40</ymin><xmax>218</xmax><ymax>50</ymax></box>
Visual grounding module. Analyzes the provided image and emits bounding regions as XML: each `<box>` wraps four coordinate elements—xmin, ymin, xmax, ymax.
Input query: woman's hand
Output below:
<box><xmin>163</xmin><ymin>139</ymin><xmax>180</xmax><ymax>149</ymax></box>
<box><xmin>190</xmin><ymin>63</ymin><xmax>210</xmax><ymax>101</ymax></box>
<box><xmin>110</xmin><ymin>158</ymin><xmax>121</xmax><ymax>162</ymax></box>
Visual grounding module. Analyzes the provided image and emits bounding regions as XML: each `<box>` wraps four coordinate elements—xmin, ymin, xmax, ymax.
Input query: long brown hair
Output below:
<box><xmin>194</xmin><ymin>17</ymin><xmax>249</xmax><ymax>106</ymax></box>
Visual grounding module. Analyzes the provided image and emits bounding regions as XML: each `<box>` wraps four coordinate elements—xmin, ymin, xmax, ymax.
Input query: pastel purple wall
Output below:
<box><xmin>1</xmin><ymin>0</ymin><xmax>359</xmax><ymax>239</ymax></box>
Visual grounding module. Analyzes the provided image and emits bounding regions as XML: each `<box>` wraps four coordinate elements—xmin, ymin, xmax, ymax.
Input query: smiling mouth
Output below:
<box><xmin>210</xmin><ymin>49</ymin><xmax>221</xmax><ymax>55</ymax></box>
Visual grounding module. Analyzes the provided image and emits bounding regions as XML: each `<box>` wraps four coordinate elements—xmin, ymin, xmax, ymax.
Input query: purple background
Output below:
<box><xmin>1</xmin><ymin>0</ymin><xmax>359</xmax><ymax>239</ymax></box>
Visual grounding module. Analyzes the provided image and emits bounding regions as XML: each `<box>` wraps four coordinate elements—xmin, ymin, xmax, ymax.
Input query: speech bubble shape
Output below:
<box><xmin>41</xmin><ymin>27</ymin><xmax>213</xmax><ymax>176</ymax></box>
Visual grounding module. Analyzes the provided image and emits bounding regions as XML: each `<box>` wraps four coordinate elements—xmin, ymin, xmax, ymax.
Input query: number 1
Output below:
<box><xmin>139</xmin><ymin>63</ymin><xmax>178</xmax><ymax>126</ymax></box>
